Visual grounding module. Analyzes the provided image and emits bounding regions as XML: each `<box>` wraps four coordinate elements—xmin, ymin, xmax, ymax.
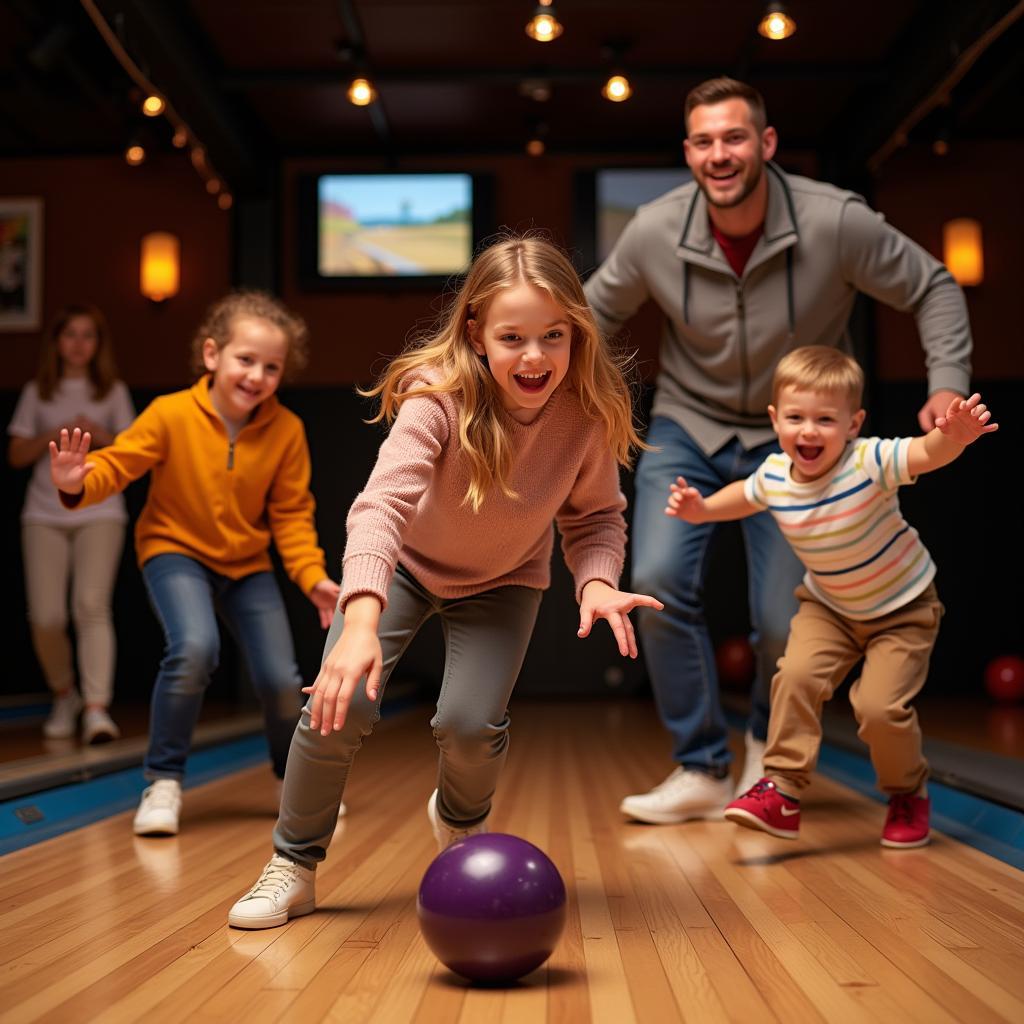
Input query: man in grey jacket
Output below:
<box><xmin>585</xmin><ymin>77</ymin><xmax>971</xmax><ymax>824</ymax></box>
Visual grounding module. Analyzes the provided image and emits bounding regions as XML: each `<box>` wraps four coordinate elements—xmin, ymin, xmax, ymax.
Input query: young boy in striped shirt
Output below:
<box><xmin>664</xmin><ymin>346</ymin><xmax>998</xmax><ymax>847</ymax></box>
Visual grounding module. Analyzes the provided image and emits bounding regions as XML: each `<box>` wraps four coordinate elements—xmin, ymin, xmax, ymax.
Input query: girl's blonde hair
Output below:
<box><xmin>772</xmin><ymin>345</ymin><xmax>864</xmax><ymax>408</ymax></box>
<box><xmin>37</xmin><ymin>304</ymin><xmax>119</xmax><ymax>401</ymax></box>
<box><xmin>362</xmin><ymin>234</ymin><xmax>646</xmax><ymax>512</ymax></box>
<box><xmin>190</xmin><ymin>290</ymin><xmax>309</xmax><ymax>379</ymax></box>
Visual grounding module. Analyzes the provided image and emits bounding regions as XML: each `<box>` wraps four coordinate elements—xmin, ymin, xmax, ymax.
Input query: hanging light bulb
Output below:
<box><xmin>205</xmin><ymin>177</ymin><xmax>221</xmax><ymax>195</ymax></box>
<box><xmin>347</xmin><ymin>77</ymin><xmax>377</xmax><ymax>106</ymax></box>
<box><xmin>141</xmin><ymin>94</ymin><xmax>165</xmax><ymax>117</ymax></box>
<box><xmin>526</xmin><ymin>137</ymin><xmax>546</xmax><ymax>157</ymax></box>
<box><xmin>217</xmin><ymin>193</ymin><xmax>234</xmax><ymax>211</ymax></box>
<box><xmin>124</xmin><ymin>142</ymin><xmax>146</xmax><ymax>166</ymax></box>
<box><xmin>602</xmin><ymin>73</ymin><xmax>633</xmax><ymax>103</ymax></box>
<box><xmin>526</xmin><ymin>1</ymin><xmax>563</xmax><ymax>42</ymax></box>
<box><xmin>171</xmin><ymin>126</ymin><xmax>188</xmax><ymax>148</ymax></box>
<box><xmin>757</xmin><ymin>2</ymin><xmax>796</xmax><ymax>41</ymax></box>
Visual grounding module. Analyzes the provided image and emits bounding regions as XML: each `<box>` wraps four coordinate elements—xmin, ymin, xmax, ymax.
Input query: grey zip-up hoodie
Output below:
<box><xmin>585</xmin><ymin>162</ymin><xmax>972</xmax><ymax>454</ymax></box>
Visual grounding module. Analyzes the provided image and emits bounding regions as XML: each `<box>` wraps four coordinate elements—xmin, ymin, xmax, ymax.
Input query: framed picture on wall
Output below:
<box><xmin>0</xmin><ymin>197</ymin><xmax>44</xmax><ymax>331</ymax></box>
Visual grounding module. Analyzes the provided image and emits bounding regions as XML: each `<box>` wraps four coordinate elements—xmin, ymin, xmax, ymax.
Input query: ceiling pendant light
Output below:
<box><xmin>757</xmin><ymin>2</ymin><xmax>797</xmax><ymax>41</ymax></box>
<box><xmin>526</xmin><ymin>1</ymin><xmax>563</xmax><ymax>42</ymax></box>
<box><xmin>601</xmin><ymin>73</ymin><xmax>633</xmax><ymax>103</ymax></box>
<box><xmin>347</xmin><ymin>77</ymin><xmax>377</xmax><ymax>106</ymax></box>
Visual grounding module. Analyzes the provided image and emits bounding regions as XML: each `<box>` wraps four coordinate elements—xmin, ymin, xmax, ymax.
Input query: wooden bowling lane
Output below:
<box><xmin>1</xmin><ymin>700</ymin><xmax>1022</xmax><ymax>1023</ymax></box>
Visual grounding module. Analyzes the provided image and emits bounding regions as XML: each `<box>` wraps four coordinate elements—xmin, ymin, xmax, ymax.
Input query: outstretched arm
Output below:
<box><xmin>303</xmin><ymin>594</ymin><xmax>383</xmax><ymax>735</ymax></box>
<box><xmin>665</xmin><ymin>477</ymin><xmax>759</xmax><ymax>524</ymax></box>
<box><xmin>907</xmin><ymin>392</ymin><xmax>998</xmax><ymax>476</ymax></box>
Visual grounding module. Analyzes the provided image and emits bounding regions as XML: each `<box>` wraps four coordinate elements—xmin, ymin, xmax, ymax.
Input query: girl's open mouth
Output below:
<box><xmin>513</xmin><ymin>370</ymin><xmax>551</xmax><ymax>393</ymax></box>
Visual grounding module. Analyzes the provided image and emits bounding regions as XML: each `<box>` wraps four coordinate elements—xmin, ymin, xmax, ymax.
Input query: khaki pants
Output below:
<box><xmin>764</xmin><ymin>582</ymin><xmax>943</xmax><ymax>795</ymax></box>
<box><xmin>21</xmin><ymin>520</ymin><xmax>126</xmax><ymax>707</ymax></box>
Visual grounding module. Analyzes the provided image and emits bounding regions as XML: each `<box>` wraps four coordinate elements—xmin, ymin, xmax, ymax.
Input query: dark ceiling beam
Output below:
<box><xmin>219</xmin><ymin>64</ymin><xmax>886</xmax><ymax>91</ymax></box>
<box><xmin>89</xmin><ymin>0</ymin><xmax>263</xmax><ymax>190</ymax></box>
<box><xmin>334</xmin><ymin>0</ymin><xmax>392</xmax><ymax>147</ymax></box>
<box><xmin>827</xmin><ymin>0</ymin><xmax>1024</xmax><ymax>175</ymax></box>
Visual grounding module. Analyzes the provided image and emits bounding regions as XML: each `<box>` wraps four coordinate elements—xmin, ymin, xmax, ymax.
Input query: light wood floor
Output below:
<box><xmin>2</xmin><ymin>701</ymin><xmax>1022</xmax><ymax>1024</ymax></box>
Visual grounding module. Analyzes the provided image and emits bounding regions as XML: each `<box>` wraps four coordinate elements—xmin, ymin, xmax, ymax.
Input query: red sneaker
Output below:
<box><xmin>881</xmin><ymin>793</ymin><xmax>930</xmax><ymax>848</ymax></box>
<box><xmin>724</xmin><ymin>778</ymin><xmax>800</xmax><ymax>839</ymax></box>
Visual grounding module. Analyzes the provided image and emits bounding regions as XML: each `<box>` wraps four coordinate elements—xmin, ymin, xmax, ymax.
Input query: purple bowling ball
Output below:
<box><xmin>417</xmin><ymin>832</ymin><xmax>567</xmax><ymax>983</ymax></box>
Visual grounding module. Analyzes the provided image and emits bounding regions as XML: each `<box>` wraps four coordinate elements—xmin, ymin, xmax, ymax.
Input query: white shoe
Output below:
<box><xmin>426</xmin><ymin>789</ymin><xmax>488</xmax><ymax>852</ymax></box>
<box><xmin>619</xmin><ymin>767</ymin><xmax>732</xmax><ymax>824</ymax></box>
<box><xmin>734</xmin><ymin>730</ymin><xmax>766</xmax><ymax>798</ymax></box>
<box><xmin>133</xmin><ymin>780</ymin><xmax>182</xmax><ymax>836</ymax></box>
<box><xmin>227</xmin><ymin>853</ymin><xmax>316</xmax><ymax>929</ymax></box>
<box><xmin>82</xmin><ymin>707</ymin><xmax>120</xmax><ymax>744</ymax></box>
<box><xmin>43</xmin><ymin>690</ymin><xmax>82</xmax><ymax>739</ymax></box>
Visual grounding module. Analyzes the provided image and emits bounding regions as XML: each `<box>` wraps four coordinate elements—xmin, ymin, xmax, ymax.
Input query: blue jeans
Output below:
<box><xmin>630</xmin><ymin>417</ymin><xmax>803</xmax><ymax>775</ymax></box>
<box><xmin>141</xmin><ymin>553</ymin><xmax>304</xmax><ymax>781</ymax></box>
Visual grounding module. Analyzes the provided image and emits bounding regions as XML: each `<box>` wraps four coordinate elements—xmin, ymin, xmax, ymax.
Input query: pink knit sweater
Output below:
<box><xmin>340</xmin><ymin>376</ymin><xmax>628</xmax><ymax>609</ymax></box>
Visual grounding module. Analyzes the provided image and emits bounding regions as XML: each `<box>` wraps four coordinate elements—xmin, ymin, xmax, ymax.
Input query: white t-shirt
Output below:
<box><xmin>8</xmin><ymin>377</ymin><xmax>136</xmax><ymax>526</ymax></box>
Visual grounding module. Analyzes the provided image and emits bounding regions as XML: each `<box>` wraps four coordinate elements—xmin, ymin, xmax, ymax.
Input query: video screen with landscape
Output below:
<box><xmin>596</xmin><ymin>168</ymin><xmax>692</xmax><ymax>261</ymax></box>
<box><xmin>317</xmin><ymin>173</ymin><xmax>473</xmax><ymax>277</ymax></box>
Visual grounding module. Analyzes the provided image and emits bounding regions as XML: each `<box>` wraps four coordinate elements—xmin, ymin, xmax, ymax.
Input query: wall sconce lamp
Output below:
<box><xmin>943</xmin><ymin>219</ymin><xmax>983</xmax><ymax>286</ymax></box>
<box><xmin>140</xmin><ymin>231</ymin><xmax>180</xmax><ymax>302</ymax></box>
<box><xmin>526</xmin><ymin>1</ymin><xmax>563</xmax><ymax>42</ymax></box>
<box><xmin>758</xmin><ymin>2</ymin><xmax>797</xmax><ymax>41</ymax></box>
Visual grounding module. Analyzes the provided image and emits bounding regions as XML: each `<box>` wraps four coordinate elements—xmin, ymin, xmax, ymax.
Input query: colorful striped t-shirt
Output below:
<box><xmin>744</xmin><ymin>437</ymin><xmax>935</xmax><ymax>621</ymax></box>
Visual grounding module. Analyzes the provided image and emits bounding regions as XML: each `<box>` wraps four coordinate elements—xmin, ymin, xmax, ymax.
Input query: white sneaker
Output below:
<box><xmin>734</xmin><ymin>730</ymin><xmax>766</xmax><ymax>798</ymax></box>
<box><xmin>619</xmin><ymin>767</ymin><xmax>732</xmax><ymax>824</ymax></box>
<box><xmin>133</xmin><ymin>780</ymin><xmax>182</xmax><ymax>836</ymax></box>
<box><xmin>82</xmin><ymin>707</ymin><xmax>120</xmax><ymax>744</ymax></box>
<box><xmin>43</xmin><ymin>690</ymin><xmax>82</xmax><ymax>739</ymax></box>
<box><xmin>227</xmin><ymin>853</ymin><xmax>316</xmax><ymax>929</ymax></box>
<box><xmin>426</xmin><ymin>789</ymin><xmax>488</xmax><ymax>852</ymax></box>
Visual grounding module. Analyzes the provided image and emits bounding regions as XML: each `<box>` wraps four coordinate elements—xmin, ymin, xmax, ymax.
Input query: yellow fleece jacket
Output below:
<box><xmin>62</xmin><ymin>377</ymin><xmax>327</xmax><ymax>594</ymax></box>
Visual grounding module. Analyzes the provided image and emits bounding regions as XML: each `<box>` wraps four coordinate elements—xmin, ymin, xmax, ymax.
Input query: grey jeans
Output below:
<box><xmin>273</xmin><ymin>566</ymin><xmax>542</xmax><ymax>868</ymax></box>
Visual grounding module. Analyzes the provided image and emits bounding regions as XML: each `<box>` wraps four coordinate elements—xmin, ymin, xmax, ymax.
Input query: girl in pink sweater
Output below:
<box><xmin>229</xmin><ymin>235</ymin><xmax>663</xmax><ymax>929</ymax></box>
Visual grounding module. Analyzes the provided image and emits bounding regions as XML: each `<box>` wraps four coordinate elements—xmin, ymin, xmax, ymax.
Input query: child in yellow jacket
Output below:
<box><xmin>50</xmin><ymin>291</ymin><xmax>340</xmax><ymax>836</ymax></box>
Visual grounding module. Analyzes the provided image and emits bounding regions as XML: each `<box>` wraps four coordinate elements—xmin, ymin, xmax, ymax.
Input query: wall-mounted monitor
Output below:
<box><xmin>574</xmin><ymin>167</ymin><xmax>692</xmax><ymax>274</ymax></box>
<box><xmin>297</xmin><ymin>172</ymin><xmax>493</xmax><ymax>289</ymax></box>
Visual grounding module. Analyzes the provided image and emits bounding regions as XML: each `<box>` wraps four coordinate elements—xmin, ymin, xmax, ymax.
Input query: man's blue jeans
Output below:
<box><xmin>631</xmin><ymin>417</ymin><xmax>803</xmax><ymax>776</ymax></box>
<box><xmin>141</xmin><ymin>553</ymin><xmax>304</xmax><ymax>781</ymax></box>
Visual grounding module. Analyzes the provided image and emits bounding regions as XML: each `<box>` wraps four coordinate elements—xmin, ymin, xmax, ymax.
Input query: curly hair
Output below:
<box><xmin>190</xmin><ymin>290</ymin><xmax>309</xmax><ymax>379</ymax></box>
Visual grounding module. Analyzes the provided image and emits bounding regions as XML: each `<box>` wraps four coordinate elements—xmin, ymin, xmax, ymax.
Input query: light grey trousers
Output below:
<box><xmin>22</xmin><ymin>520</ymin><xmax>125</xmax><ymax>706</ymax></box>
<box><xmin>273</xmin><ymin>566</ymin><xmax>542</xmax><ymax>868</ymax></box>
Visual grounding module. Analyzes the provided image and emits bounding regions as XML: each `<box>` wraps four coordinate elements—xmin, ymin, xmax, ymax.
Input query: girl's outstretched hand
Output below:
<box><xmin>309</xmin><ymin>578</ymin><xmax>341</xmax><ymax>629</ymax></box>
<box><xmin>49</xmin><ymin>427</ymin><xmax>95</xmax><ymax>494</ymax></box>
<box><xmin>934</xmin><ymin>392</ymin><xmax>998</xmax><ymax>446</ymax></box>
<box><xmin>303</xmin><ymin>618</ymin><xmax>382</xmax><ymax>735</ymax></box>
<box><xmin>578</xmin><ymin>580</ymin><xmax>664</xmax><ymax>659</ymax></box>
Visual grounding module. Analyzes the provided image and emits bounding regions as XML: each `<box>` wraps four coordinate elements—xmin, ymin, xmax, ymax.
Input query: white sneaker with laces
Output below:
<box><xmin>734</xmin><ymin>730</ymin><xmax>766</xmax><ymax>798</ymax></box>
<box><xmin>133</xmin><ymin>779</ymin><xmax>182</xmax><ymax>836</ymax></box>
<box><xmin>82</xmin><ymin>707</ymin><xmax>120</xmax><ymax>744</ymax></box>
<box><xmin>228</xmin><ymin>853</ymin><xmax>316</xmax><ymax>929</ymax></box>
<box><xmin>43</xmin><ymin>690</ymin><xmax>82</xmax><ymax>739</ymax></box>
<box><xmin>426</xmin><ymin>789</ymin><xmax>488</xmax><ymax>852</ymax></box>
<box><xmin>619</xmin><ymin>767</ymin><xmax>732</xmax><ymax>824</ymax></box>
